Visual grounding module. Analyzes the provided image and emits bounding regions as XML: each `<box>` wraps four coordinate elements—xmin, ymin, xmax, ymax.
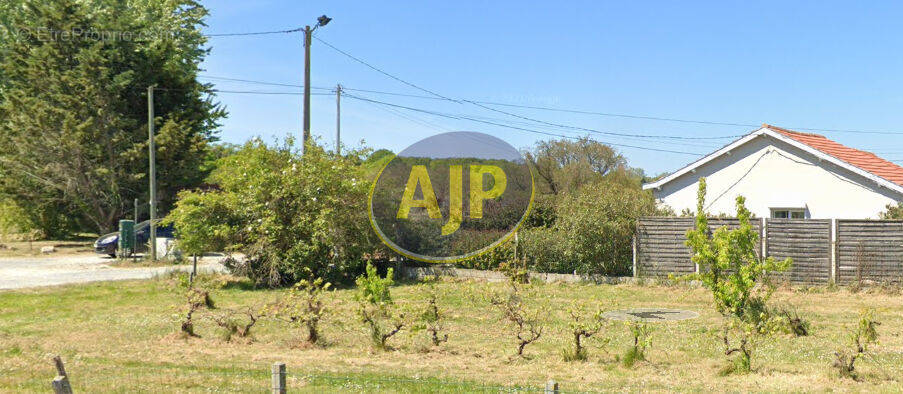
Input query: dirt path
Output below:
<box><xmin>0</xmin><ymin>255</ymin><xmax>227</xmax><ymax>290</ymax></box>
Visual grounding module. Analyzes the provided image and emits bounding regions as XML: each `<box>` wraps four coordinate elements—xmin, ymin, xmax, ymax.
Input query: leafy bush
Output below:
<box><xmin>412</xmin><ymin>279</ymin><xmax>448</xmax><ymax>347</ymax></box>
<box><xmin>561</xmin><ymin>303</ymin><xmax>607</xmax><ymax>362</ymax></box>
<box><xmin>621</xmin><ymin>322</ymin><xmax>653</xmax><ymax>367</ymax></box>
<box><xmin>454</xmin><ymin>234</ymin><xmax>514</xmax><ymax>271</ymax></box>
<box><xmin>0</xmin><ymin>199</ymin><xmax>36</xmax><ymax>241</ymax></box>
<box><xmin>268</xmin><ymin>275</ymin><xmax>332</xmax><ymax>344</ymax></box>
<box><xmin>355</xmin><ymin>263</ymin><xmax>405</xmax><ymax>350</ymax></box>
<box><xmin>833</xmin><ymin>309</ymin><xmax>880</xmax><ymax>378</ymax></box>
<box><xmin>773</xmin><ymin>306</ymin><xmax>810</xmax><ymax>337</ymax></box>
<box><xmin>166</xmin><ymin>138</ymin><xmax>377</xmax><ymax>287</ymax></box>
<box><xmin>551</xmin><ymin>179</ymin><xmax>658</xmax><ymax>276</ymax></box>
<box><xmin>879</xmin><ymin>201</ymin><xmax>903</xmax><ymax>219</ymax></box>
<box><xmin>685</xmin><ymin>178</ymin><xmax>791</xmax><ymax>373</ymax></box>
<box><xmin>519</xmin><ymin>227</ymin><xmax>569</xmax><ymax>274</ymax></box>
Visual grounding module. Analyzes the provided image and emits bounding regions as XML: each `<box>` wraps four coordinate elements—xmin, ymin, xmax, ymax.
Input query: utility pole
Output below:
<box><xmin>302</xmin><ymin>25</ymin><xmax>312</xmax><ymax>148</ymax></box>
<box><xmin>147</xmin><ymin>86</ymin><xmax>157</xmax><ymax>261</ymax></box>
<box><xmin>301</xmin><ymin>15</ymin><xmax>331</xmax><ymax>153</ymax></box>
<box><xmin>335</xmin><ymin>84</ymin><xmax>342</xmax><ymax>155</ymax></box>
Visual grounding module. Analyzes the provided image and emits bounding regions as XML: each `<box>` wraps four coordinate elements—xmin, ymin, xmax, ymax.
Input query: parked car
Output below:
<box><xmin>94</xmin><ymin>220</ymin><xmax>174</xmax><ymax>257</ymax></box>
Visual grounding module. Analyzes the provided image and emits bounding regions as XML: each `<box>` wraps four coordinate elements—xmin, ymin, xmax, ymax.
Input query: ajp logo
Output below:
<box><xmin>368</xmin><ymin>132</ymin><xmax>534</xmax><ymax>263</ymax></box>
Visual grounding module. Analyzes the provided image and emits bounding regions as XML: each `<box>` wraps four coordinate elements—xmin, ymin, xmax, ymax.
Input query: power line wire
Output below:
<box><xmin>313</xmin><ymin>35</ymin><xmax>457</xmax><ymax>102</ymax></box>
<box><xmin>205</xmin><ymin>27</ymin><xmax>304</xmax><ymax>37</ymax></box>
<box><xmin>344</xmin><ymin>93</ymin><xmax>704</xmax><ymax>156</ymax></box>
<box><xmin>200</xmin><ymin>71</ymin><xmax>733</xmax><ymax>143</ymax></box>
<box><xmin>199</xmin><ymin>75</ymin><xmax>331</xmax><ymax>91</ymax></box>
<box><xmin>154</xmin><ymin>87</ymin><xmax>331</xmax><ymax>96</ymax></box>
<box><xmin>315</xmin><ymin>36</ymin><xmax>903</xmax><ymax>137</ymax></box>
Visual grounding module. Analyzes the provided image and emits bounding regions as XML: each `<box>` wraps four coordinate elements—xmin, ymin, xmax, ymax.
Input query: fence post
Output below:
<box><xmin>632</xmin><ymin>235</ymin><xmax>638</xmax><ymax>278</ymax></box>
<box><xmin>830</xmin><ymin>219</ymin><xmax>837</xmax><ymax>284</ymax></box>
<box><xmin>271</xmin><ymin>362</ymin><xmax>286</xmax><ymax>394</ymax></box>
<box><xmin>53</xmin><ymin>355</ymin><xmax>68</xmax><ymax>378</ymax></box>
<box><xmin>545</xmin><ymin>379</ymin><xmax>559</xmax><ymax>394</ymax></box>
<box><xmin>51</xmin><ymin>376</ymin><xmax>72</xmax><ymax>394</ymax></box>
<box><xmin>761</xmin><ymin>218</ymin><xmax>767</xmax><ymax>260</ymax></box>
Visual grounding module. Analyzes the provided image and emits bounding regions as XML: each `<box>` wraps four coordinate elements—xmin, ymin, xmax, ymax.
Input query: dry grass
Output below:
<box><xmin>1</xmin><ymin>275</ymin><xmax>902</xmax><ymax>392</ymax></box>
<box><xmin>0</xmin><ymin>239</ymin><xmax>95</xmax><ymax>258</ymax></box>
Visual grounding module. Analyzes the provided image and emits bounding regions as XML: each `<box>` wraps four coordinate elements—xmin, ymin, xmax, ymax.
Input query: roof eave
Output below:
<box><xmin>642</xmin><ymin>127</ymin><xmax>903</xmax><ymax>195</ymax></box>
<box><xmin>642</xmin><ymin>129</ymin><xmax>767</xmax><ymax>190</ymax></box>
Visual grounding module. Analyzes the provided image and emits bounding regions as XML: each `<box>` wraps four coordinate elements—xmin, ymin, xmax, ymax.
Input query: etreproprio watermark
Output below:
<box><xmin>3</xmin><ymin>27</ymin><xmax>184</xmax><ymax>43</ymax></box>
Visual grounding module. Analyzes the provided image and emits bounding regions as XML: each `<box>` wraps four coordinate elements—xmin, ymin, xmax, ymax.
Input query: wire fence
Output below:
<box><xmin>46</xmin><ymin>356</ymin><xmax>600</xmax><ymax>393</ymax></box>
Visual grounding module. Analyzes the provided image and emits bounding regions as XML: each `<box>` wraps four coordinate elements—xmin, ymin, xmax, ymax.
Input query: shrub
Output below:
<box><xmin>518</xmin><ymin>227</ymin><xmax>569</xmax><ymax>274</ymax></box>
<box><xmin>561</xmin><ymin>303</ymin><xmax>607</xmax><ymax>362</ymax></box>
<box><xmin>0</xmin><ymin>199</ymin><xmax>35</xmax><ymax>241</ymax></box>
<box><xmin>685</xmin><ymin>178</ymin><xmax>791</xmax><ymax>373</ymax></box>
<box><xmin>622</xmin><ymin>322</ymin><xmax>653</xmax><ymax>367</ymax></box>
<box><xmin>355</xmin><ymin>262</ymin><xmax>405</xmax><ymax>350</ymax></box>
<box><xmin>455</xmin><ymin>235</ymin><xmax>514</xmax><ymax>271</ymax></box>
<box><xmin>552</xmin><ymin>179</ymin><xmax>658</xmax><ymax>276</ymax></box>
<box><xmin>268</xmin><ymin>275</ymin><xmax>331</xmax><ymax>344</ymax></box>
<box><xmin>773</xmin><ymin>306</ymin><xmax>810</xmax><ymax>337</ymax></box>
<box><xmin>879</xmin><ymin>201</ymin><xmax>903</xmax><ymax>219</ymax></box>
<box><xmin>499</xmin><ymin>257</ymin><xmax>530</xmax><ymax>284</ymax></box>
<box><xmin>833</xmin><ymin>309</ymin><xmax>880</xmax><ymax>379</ymax></box>
<box><xmin>209</xmin><ymin>307</ymin><xmax>260</xmax><ymax>342</ymax></box>
<box><xmin>180</xmin><ymin>287</ymin><xmax>215</xmax><ymax>337</ymax></box>
<box><xmin>166</xmin><ymin>139</ymin><xmax>378</xmax><ymax>287</ymax></box>
<box><xmin>488</xmin><ymin>284</ymin><xmax>543</xmax><ymax>357</ymax></box>
<box><xmin>412</xmin><ymin>279</ymin><xmax>448</xmax><ymax>347</ymax></box>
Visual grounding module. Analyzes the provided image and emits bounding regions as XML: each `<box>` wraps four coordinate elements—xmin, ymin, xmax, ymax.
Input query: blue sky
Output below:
<box><xmin>200</xmin><ymin>0</ymin><xmax>903</xmax><ymax>175</ymax></box>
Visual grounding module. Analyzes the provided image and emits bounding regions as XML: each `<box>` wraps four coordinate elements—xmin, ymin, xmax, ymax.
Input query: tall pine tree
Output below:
<box><xmin>0</xmin><ymin>0</ymin><xmax>224</xmax><ymax>236</ymax></box>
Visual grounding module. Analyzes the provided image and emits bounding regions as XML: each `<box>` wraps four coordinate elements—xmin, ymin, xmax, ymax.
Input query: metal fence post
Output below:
<box><xmin>545</xmin><ymin>379</ymin><xmax>559</xmax><ymax>394</ymax></box>
<box><xmin>271</xmin><ymin>362</ymin><xmax>286</xmax><ymax>394</ymax></box>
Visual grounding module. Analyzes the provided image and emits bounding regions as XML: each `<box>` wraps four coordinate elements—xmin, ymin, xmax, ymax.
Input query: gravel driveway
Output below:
<box><xmin>0</xmin><ymin>255</ymin><xmax>228</xmax><ymax>290</ymax></box>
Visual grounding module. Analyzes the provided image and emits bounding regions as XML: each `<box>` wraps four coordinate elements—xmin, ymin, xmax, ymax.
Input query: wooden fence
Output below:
<box><xmin>635</xmin><ymin>217</ymin><xmax>762</xmax><ymax>277</ymax></box>
<box><xmin>635</xmin><ymin>217</ymin><xmax>903</xmax><ymax>284</ymax></box>
<box><xmin>836</xmin><ymin>220</ymin><xmax>903</xmax><ymax>284</ymax></box>
<box><xmin>766</xmin><ymin>219</ymin><xmax>831</xmax><ymax>284</ymax></box>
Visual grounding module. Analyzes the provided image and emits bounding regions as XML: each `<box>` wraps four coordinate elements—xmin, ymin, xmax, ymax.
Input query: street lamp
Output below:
<box><xmin>303</xmin><ymin>15</ymin><xmax>331</xmax><ymax>149</ymax></box>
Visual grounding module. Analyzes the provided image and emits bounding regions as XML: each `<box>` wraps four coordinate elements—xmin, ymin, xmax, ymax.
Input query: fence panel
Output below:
<box><xmin>836</xmin><ymin>220</ymin><xmax>903</xmax><ymax>283</ymax></box>
<box><xmin>765</xmin><ymin>219</ymin><xmax>831</xmax><ymax>284</ymax></box>
<box><xmin>636</xmin><ymin>217</ymin><xmax>762</xmax><ymax>278</ymax></box>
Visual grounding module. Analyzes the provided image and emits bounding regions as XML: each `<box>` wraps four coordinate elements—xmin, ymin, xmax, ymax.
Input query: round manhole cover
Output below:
<box><xmin>602</xmin><ymin>308</ymin><xmax>699</xmax><ymax>322</ymax></box>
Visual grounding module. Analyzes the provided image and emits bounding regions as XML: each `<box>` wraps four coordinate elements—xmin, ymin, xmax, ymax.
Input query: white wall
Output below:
<box><xmin>653</xmin><ymin>134</ymin><xmax>903</xmax><ymax>219</ymax></box>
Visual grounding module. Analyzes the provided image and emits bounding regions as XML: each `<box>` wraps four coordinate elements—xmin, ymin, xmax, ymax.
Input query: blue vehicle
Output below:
<box><xmin>93</xmin><ymin>220</ymin><xmax>174</xmax><ymax>257</ymax></box>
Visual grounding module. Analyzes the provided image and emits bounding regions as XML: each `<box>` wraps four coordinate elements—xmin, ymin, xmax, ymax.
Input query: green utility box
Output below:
<box><xmin>118</xmin><ymin>219</ymin><xmax>135</xmax><ymax>258</ymax></box>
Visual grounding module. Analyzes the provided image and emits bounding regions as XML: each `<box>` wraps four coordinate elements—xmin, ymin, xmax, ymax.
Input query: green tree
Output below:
<box><xmin>685</xmin><ymin>178</ymin><xmax>791</xmax><ymax>373</ymax></box>
<box><xmin>166</xmin><ymin>138</ymin><xmax>377</xmax><ymax>287</ymax></box>
<box><xmin>524</xmin><ymin>137</ymin><xmax>629</xmax><ymax>195</ymax></box>
<box><xmin>879</xmin><ymin>202</ymin><xmax>903</xmax><ymax>219</ymax></box>
<box><xmin>0</xmin><ymin>0</ymin><xmax>224</xmax><ymax>236</ymax></box>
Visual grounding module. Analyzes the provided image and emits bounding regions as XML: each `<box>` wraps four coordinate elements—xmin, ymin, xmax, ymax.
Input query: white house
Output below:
<box><xmin>643</xmin><ymin>124</ymin><xmax>903</xmax><ymax>219</ymax></box>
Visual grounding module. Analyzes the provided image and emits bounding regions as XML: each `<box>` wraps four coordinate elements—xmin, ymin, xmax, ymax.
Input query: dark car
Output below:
<box><xmin>94</xmin><ymin>220</ymin><xmax>175</xmax><ymax>257</ymax></box>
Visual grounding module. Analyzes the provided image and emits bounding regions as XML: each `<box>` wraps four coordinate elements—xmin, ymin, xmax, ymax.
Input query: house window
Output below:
<box><xmin>771</xmin><ymin>208</ymin><xmax>805</xmax><ymax>219</ymax></box>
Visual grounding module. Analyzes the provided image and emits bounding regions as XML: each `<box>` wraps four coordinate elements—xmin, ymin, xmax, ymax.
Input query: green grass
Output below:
<box><xmin>1</xmin><ymin>275</ymin><xmax>902</xmax><ymax>392</ymax></box>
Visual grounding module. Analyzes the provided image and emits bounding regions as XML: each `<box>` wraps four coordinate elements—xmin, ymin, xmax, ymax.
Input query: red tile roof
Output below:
<box><xmin>764</xmin><ymin>124</ymin><xmax>903</xmax><ymax>187</ymax></box>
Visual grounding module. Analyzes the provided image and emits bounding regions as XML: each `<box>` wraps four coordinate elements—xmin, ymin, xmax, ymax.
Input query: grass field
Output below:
<box><xmin>1</xmin><ymin>275</ymin><xmax>902</xmax><ymax>392</ymax></box>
